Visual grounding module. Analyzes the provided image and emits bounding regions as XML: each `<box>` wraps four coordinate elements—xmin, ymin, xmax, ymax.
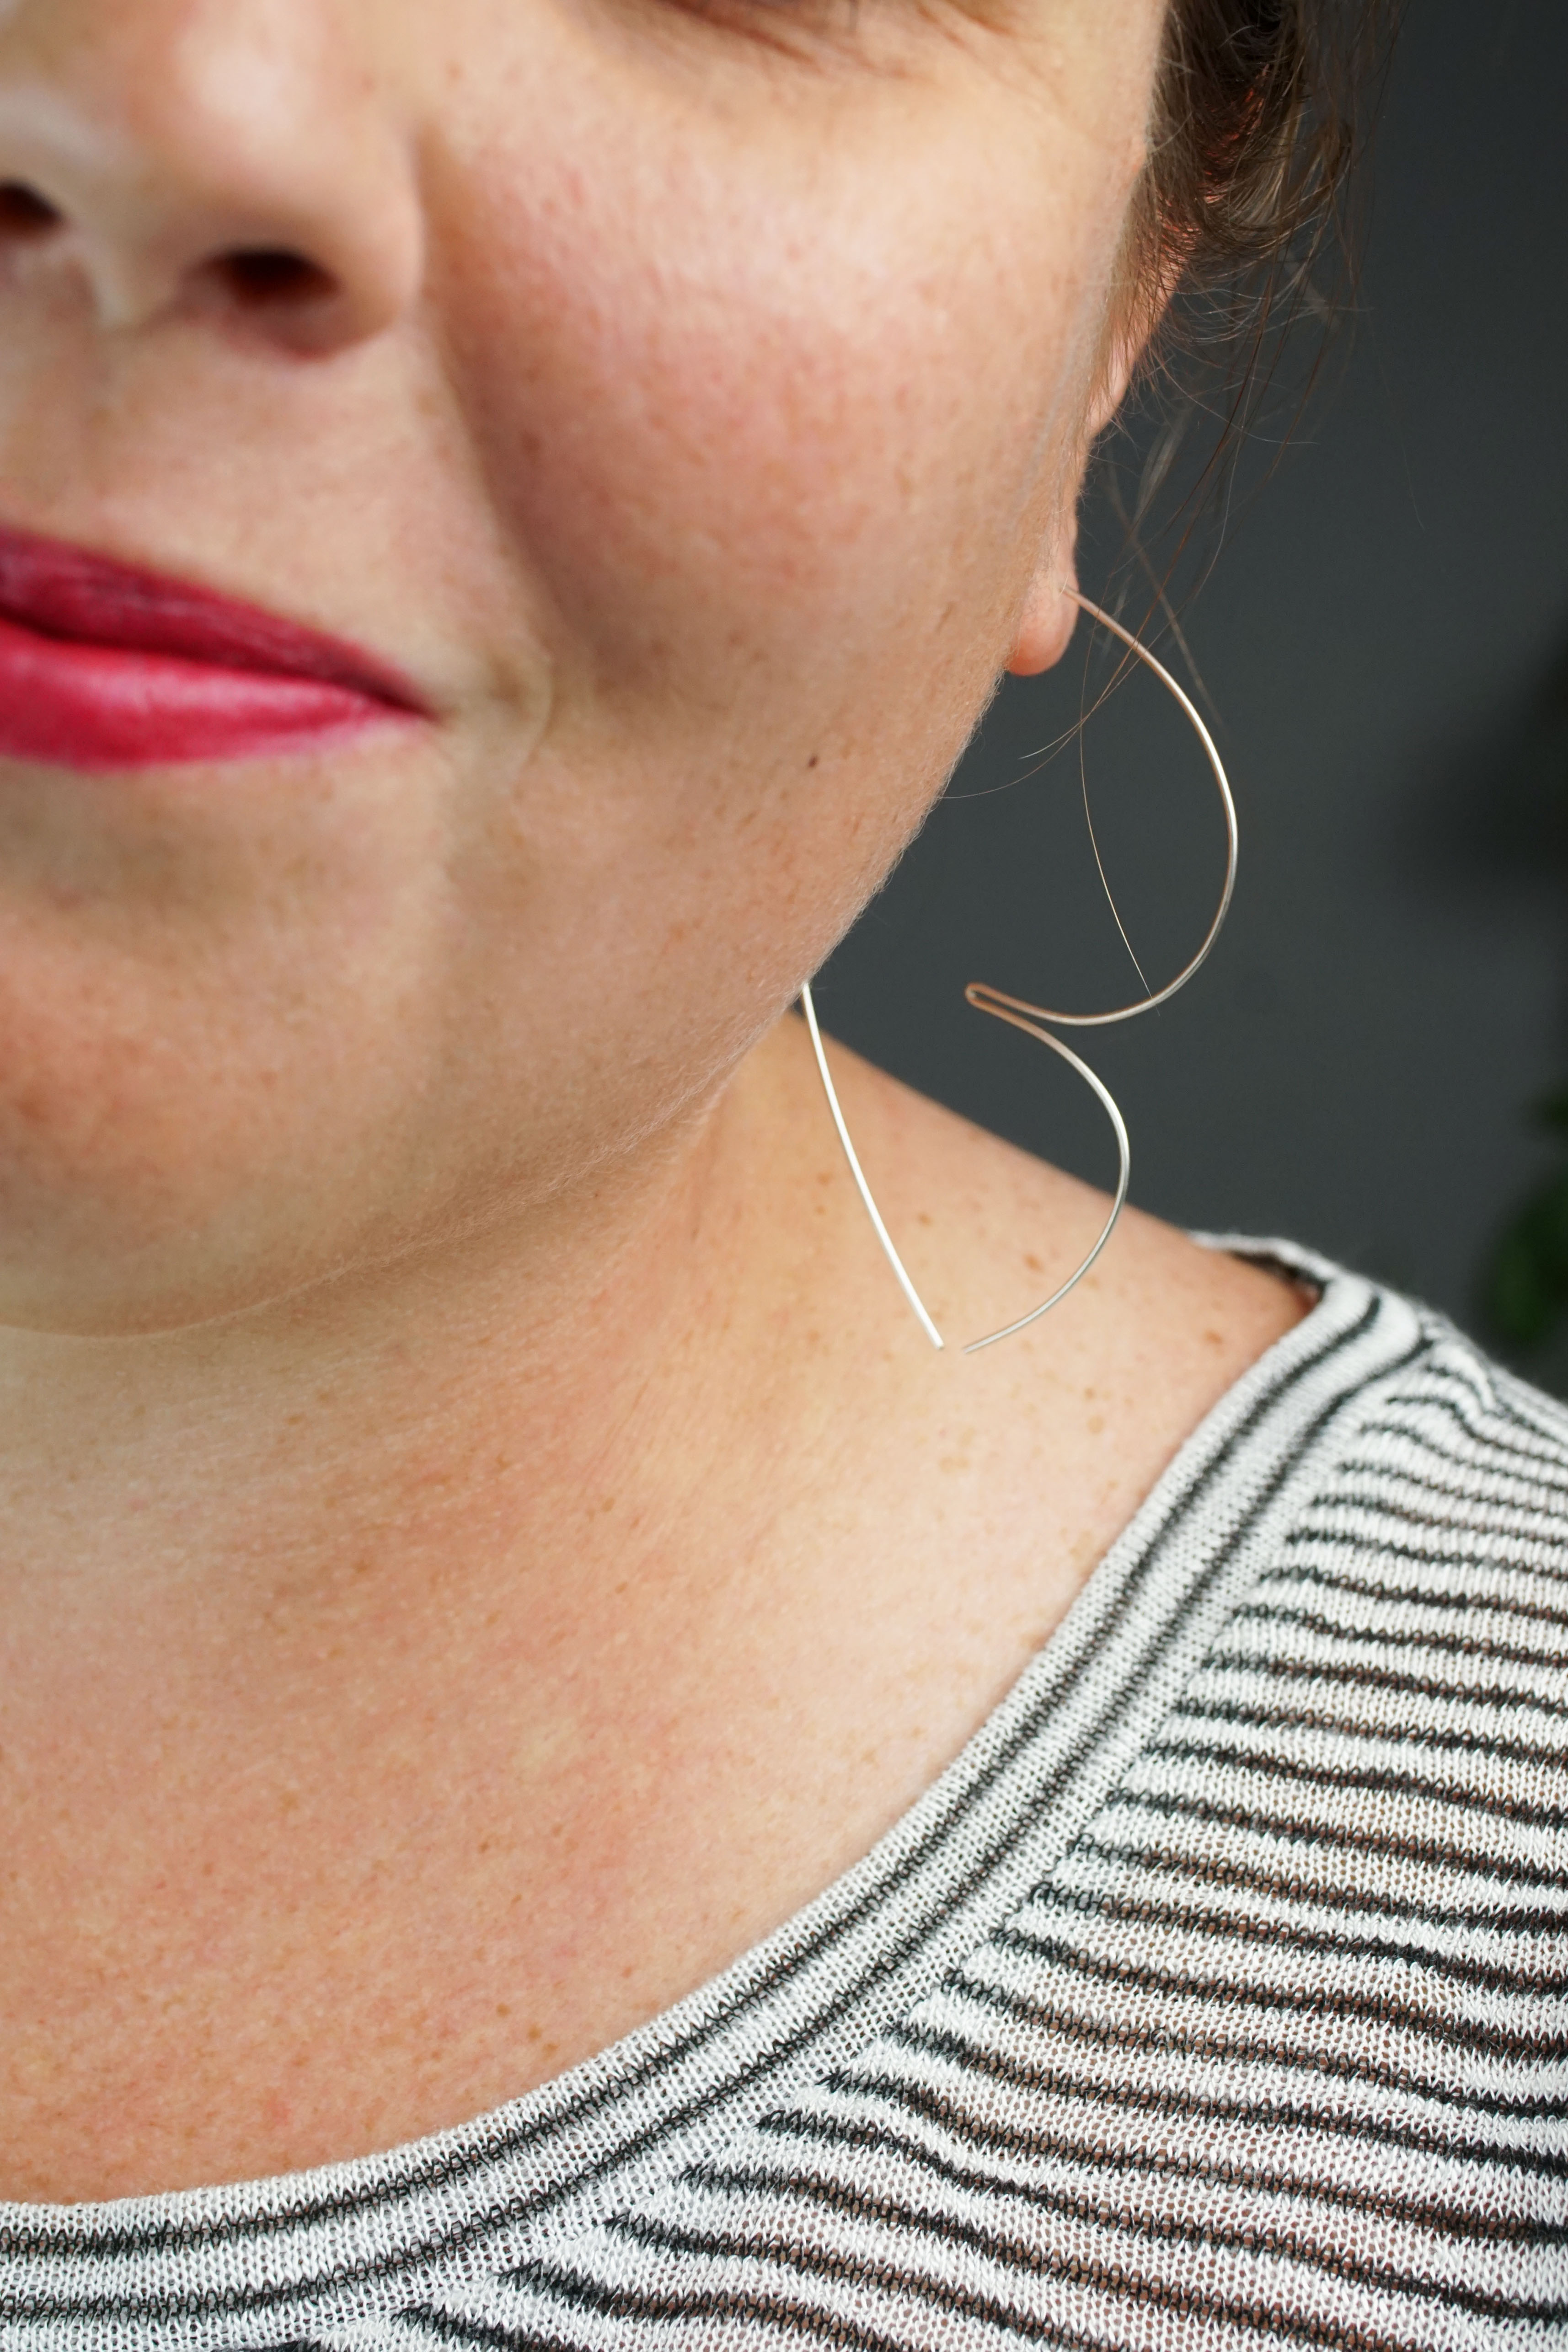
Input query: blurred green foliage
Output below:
<box><xmin>1490</xmin><ymin>1090</ymin><xmax>1568</xmax><ymax>1350</ymax></box>
<box><xmin>1483</xmin><ymin>646</ymin><xmax>1568</xmax><ymax>1375</ymax></box>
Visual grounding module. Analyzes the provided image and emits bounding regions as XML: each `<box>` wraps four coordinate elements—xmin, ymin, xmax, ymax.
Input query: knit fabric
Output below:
<box><xmin>2</xmin><ymin>1241</ymin><xmax>1565</xmax><ymax>2351</ymax></box>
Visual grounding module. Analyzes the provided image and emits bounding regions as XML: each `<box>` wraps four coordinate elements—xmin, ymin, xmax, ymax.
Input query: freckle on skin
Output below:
<box><xmin>1024</xmin><ymin>1252</ymin><xmax>1043</xmax><ymax>1273</ymax></box>
<box><xmin>1204</xmin><ymin>1328</ymin><xmax>1224</xmax><ymax>1346</ymax></box>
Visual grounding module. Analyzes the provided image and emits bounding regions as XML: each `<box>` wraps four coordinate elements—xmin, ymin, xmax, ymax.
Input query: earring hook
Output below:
<box><xmin>801</xmin><ymin>589</ymin><xmax>1237</xmax><ymax>1355</ymax></box>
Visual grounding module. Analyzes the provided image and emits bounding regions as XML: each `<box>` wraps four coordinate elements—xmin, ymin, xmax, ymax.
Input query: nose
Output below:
<box><xmin>0</xmin><ymin>0</ymin><xmax>423</xmax><ymax>356</ymax></box>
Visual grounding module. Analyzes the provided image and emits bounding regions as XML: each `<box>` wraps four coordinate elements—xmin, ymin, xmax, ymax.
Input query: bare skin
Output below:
<box><xmin>0</xmin><ymin>0</ymin><xmax>1305</xmax><ymax>2197</ymax></box>
<box><xmin>0</xmin><ymin>1027</ymin><xmax>1302</xmax><ymax>2197</ymax></box>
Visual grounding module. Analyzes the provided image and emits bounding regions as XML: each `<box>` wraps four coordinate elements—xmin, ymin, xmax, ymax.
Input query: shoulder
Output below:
<box><xmin>801</xmin><ymin>1024</ymin><xmax>1568</xmax><ymax>1551</ymax></box>
<box><xmin>508</xmin><ymin>1232</ymin><xmax>1568</xmax><ymax>2349</ymax></box>
<box><xmin>780</xmin><ymin>1018</ymin><xmax>1312</xmax><ymax>1412</ymax></box>
<box><xmin>958</xmin><ymin>1286</ymin><xmax>1568</xmax><ymax>2333</ymax></box>
<box><xmin>1236</xmin><ymin>1267</ymin><xmax>1568</xmax><ymax>1629</ymax></box>
<box><xmin>1221</xmin><ymin>1283</ymin><xmax>1568</xmax><ymax>1739</ymax></box>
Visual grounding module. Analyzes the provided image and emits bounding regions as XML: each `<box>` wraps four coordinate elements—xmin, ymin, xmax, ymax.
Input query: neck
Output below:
<box><xmin>0</xmin><ymin>1033</ymin><xmax>797</xmax><ymax>1634</ymax></box>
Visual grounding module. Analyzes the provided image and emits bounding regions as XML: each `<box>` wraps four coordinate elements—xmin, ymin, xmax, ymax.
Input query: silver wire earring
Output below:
<box><xmin>800</xmin><ymin>589</ymin><xmax>1238</xmax><ymax>1355</ymax></box>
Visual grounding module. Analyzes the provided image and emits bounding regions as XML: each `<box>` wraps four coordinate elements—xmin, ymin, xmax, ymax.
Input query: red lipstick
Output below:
<box><xmin>0</xmin><ymin>520</ymin><xmax>428</xmax><ymax>770</ymax></box>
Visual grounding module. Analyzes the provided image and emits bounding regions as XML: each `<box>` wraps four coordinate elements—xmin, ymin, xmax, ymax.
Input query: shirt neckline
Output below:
<box><xmin>0</xmin><ymin>1240</ymin><xmax>1426</xmax><ymax>2351</ymax></box>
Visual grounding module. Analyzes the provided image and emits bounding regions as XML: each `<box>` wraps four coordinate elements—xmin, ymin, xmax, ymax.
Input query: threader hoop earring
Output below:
<box><xmin>800</xmin><ymin>589</ymin><xmax>1239</xmax><ymax>1356</ymax></box>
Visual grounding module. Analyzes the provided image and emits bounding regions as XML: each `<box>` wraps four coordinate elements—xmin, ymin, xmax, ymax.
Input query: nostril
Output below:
<box><xmin>0</xmin><ymin>182</ymin><xmax>63</xmax><ymax>239</ymax></box>
<box><xmin>215</xmin><ymin>246</ymin><xmax>335</xmax><ymax>310</ymax></box>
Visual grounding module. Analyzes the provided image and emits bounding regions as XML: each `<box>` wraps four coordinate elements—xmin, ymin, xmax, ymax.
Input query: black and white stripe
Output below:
<box><xmin>3</xmin><ymin>1245</ymin><xmax>1564</xmax><ymax>2350</ymax></box>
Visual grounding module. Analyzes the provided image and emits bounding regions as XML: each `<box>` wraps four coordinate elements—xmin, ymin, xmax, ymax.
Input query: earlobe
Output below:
<box><xmin>1006</xmin><ymin>284</ymin><xmax>1170</xmax><ymax>678</ymax></box>
<box><xmin>1004</xmin><ymin>324</ymin><xmax>1145</xmax><ymax>681</ymax></box>
<box><xmin>1004</xmin><ymin>569</ymin><xmax>1081</xmax><ymax>678</ymax></box>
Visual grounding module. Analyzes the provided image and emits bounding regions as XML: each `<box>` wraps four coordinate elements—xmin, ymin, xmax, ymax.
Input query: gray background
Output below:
<box><xmin>812</xmin><ymin>0</ymin><xmax>1568</xmax><ymax>1372</ymax></box>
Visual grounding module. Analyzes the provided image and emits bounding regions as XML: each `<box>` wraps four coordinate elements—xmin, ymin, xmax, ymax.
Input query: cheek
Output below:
<box><xmin>411</xmin><ymin>57</ymin><xmax>1138</xmax><ymax>1161</ymax></box>
<box><xmin>435</xmin><ymin>64</ymin><xmax>1110</xmax><ymax>739</ymax></box>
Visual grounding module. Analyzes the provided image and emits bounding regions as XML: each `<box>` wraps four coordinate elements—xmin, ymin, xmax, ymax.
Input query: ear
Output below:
<box><xmin>1004</xmin><ymin>559</ymin><xmax>1080</xmax><ymax>680</ymax></box>
<box><xmin>1003</xmin><ymin>305</ymin><xmax>1153</xmax><ymax>680</ymax></box>
<box><xmin>1005</xmin><ymin>464</ymin><xmax>1087</xmax><ymax>676</ymax></box>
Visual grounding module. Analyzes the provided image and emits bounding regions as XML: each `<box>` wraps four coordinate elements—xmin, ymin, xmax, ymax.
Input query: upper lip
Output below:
<box><xmin>0</xmin><ymin>517</ymin><xmax>430</xmax><ymax>712</ymax></box>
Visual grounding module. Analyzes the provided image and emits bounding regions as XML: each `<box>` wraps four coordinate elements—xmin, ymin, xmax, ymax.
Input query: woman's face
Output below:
<box><xmin>0</xmin><ymin>0</ymin><xmax>1163</xmax><ymax>1333</ymax></box>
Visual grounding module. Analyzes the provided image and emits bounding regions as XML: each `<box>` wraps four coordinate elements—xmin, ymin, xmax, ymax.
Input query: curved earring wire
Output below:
<box><xmin>801</xmin><ymin>588</ymin><xmax>1238</xmax><ymax>1356</ymax></box>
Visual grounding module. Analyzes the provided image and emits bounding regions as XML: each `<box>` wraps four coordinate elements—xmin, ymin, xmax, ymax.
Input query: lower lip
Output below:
<box><xmin>0</xmin><ymin>611</ymin><xmax>414</xmax><ymax>770</ymax></box>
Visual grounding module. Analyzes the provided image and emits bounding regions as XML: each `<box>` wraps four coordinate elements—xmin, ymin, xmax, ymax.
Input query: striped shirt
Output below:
<box><xmin>2</xmin><ymin>1240</ymin><xmax>1565</xmax><ymax>2352</ymax></box>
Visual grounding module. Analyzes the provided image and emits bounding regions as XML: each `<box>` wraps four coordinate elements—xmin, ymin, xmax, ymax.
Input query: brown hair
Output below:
<box><xmin>1149</xmin><ymin>0</ymin><xmax>1375</xmax><ymax>290</ymax></box>
<box><xmin>1108</xmin><ymin>1</ymin><xmax>1392</xmax><ymax>562</ymax></box>
<box><xmin>1151</xmin><ymin>0</ymin><xmax>1393</xmax><ymax>310</ymax></box>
